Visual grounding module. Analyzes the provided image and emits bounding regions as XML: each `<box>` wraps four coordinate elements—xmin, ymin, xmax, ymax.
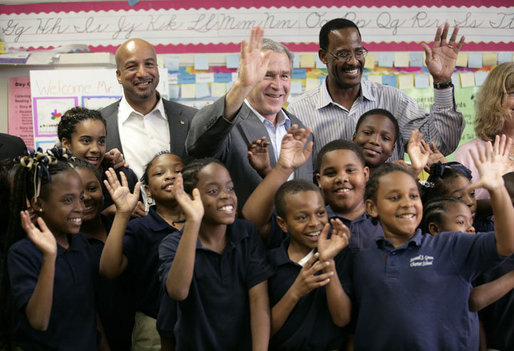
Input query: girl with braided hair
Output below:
<box><xmin>0</xmin><ymin>147</ymin><xmax>105</xmax><ymax>350</ymax></box>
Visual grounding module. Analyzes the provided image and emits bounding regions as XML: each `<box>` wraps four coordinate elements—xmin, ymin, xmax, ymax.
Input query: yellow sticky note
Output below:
<box><xmin>460</xmin><ymin>72</ymin><xmax>475</xmax><ymax>87</ymax></box>
<box><xmin>181</xmin><ymin>84</ymin><xmax>196</xmax><ymax>98</ymax></box>
<box><xmin>398</xmin><ymin>74</ymin><xmax>414</xmax><ymax>89</ymax></box>
<box><xmin>211</xmin><ymin>82</ymin><xmax>227</xmax><ymax>98</ymax></box>
<box><xmin>394</xmin><ymin>52</ymin><xmax>410</xmax><ymax>67</ymax></box>
<box><xmin>367</xmin><ymin>75</ymin><xmax>382</xmax><ymax>84</ymax></box>
<box><xmin>305</xmin><ymin>78</ymin><xmax>320</xmax><ymax>91</ymax></box>
<box><xmin>482</xmin><ymin>53</ymin><xmax>497</xmax><ymax>66</ymax></box>
<box><xmin>456</xmin><ymin>52</ymin><xmax>468</xmax><ymax>67</ymax></box>
<box><xmin>364</xmin><ymin>55</ymin><xmax>376</xmax><ymax>69</ymax></box>
<box><xmin>300</xmin><ymin>54</ymin><xmax>316</xmax><ymax>68</ymax></box>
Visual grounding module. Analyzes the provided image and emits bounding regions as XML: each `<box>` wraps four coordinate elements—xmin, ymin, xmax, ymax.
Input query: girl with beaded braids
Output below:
<box><xmin>0</xmin><ymin>147</ymin><xmax>105</xmax><ymax>350</ymax></box>
<box><xmin>58</xmin><ymin>106</ymin><xmax>145</xmax><ymax>218</ymax></box>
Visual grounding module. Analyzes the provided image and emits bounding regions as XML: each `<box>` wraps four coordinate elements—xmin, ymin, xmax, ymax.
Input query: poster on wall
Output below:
<box><xmin>29</xmin><ymin>68</ymin><xmax>167</xmax><ymax>151</ymax></box>
<box><xmin>8</xmin><ymin>77</ymin><xmax>34</xmax><ymax>149</ymax></box>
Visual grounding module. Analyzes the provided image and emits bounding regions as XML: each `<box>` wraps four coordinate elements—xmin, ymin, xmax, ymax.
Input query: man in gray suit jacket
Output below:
<box><xmin>186</xmin><ymin>27</ymin><xmax>313</xmax><ymax>209</ymax></box>
<box><xmin>101</xmin><ymin>38</ymin><xmax>196</xmax><ymax>179</ymax></box>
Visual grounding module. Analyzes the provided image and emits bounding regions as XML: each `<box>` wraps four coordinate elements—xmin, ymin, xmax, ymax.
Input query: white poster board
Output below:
<box><xmin>29</xmin><ymin>68</ymin><xmax>167</xmax><ymax>150</ymax></box>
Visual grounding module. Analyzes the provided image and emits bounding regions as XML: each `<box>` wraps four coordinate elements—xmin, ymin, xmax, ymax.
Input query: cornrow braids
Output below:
<box><xmin>422</xmin><ymin>196</ymin><xmax>467</xmax><ymax>233</ymax></box>
<box><xmin>182</xmin><ymin>158</ymin><xmax>225</xmax><ymax>195</ymax></box>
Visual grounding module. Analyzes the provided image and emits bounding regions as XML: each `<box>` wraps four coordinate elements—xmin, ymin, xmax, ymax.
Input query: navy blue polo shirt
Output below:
<box><xmin>123</xmin><ymin>205</ymin><xmax>178</xmax><ymax>318</ymax></box>
<box><xmin>344</xmin><ymin>227</ymin><xmax>503</xmax><ymax>351</ymax></box>
<box><xmin>88</xmin><ymin>215</ymin><xmax>136</xmax><ymax>351</ymax></box>
<box><xmin>474</xmin><ymin>254</ymin><xmax>514</xmax><ymax>350</ymax></box>
<box><xmin>159</xmin><ymin>219</ymin><xmax>273</xmax><ymax>351</ymax></box>
<box><xmin>267</xmin><ymin>235</ymin><xmax>347</xmax><ymax>351</ymax></box>
<box><xmin>8</xmin><ymin>233</ymin><xmax>98</xmax><ymax>351</ymax></box>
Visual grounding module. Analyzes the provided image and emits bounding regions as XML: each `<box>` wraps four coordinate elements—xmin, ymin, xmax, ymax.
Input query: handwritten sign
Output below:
<box><xmin>29</xmin><ymin>68</ymin><xmax>167</xmax><ymax>149</ymax></box>
<box><xmin>9</xmin><ymin>77</ymin><xmax>34</xmax><ymax>148</ymax></box>
<box><xmin>1</xmin><ymin>6</ymin><xmax>511</xmax><ymax>48</ymax></box>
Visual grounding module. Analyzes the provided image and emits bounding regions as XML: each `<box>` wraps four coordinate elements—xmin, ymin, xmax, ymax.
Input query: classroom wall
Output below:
<box><xmin>0</xmin><ymin>0</ymin><xmax>512</xmax><ymax>146</ymax></box>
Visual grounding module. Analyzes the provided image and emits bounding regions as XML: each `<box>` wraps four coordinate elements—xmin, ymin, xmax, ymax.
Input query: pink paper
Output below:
<box><xmin>9</xmin><ymin>77</ymin><xmax>34</xmax><ymax>149</ymax></box>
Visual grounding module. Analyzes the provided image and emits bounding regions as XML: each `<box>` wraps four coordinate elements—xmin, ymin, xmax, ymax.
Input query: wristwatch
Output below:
<box><xmin>433</xmin><ymin>80</ymin><xmax>454</xmax><ymax>89</ymax></box>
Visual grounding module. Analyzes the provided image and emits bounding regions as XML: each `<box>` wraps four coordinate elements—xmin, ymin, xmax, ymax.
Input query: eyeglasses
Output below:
<box><xmin>326</xmin><ymin>48</ymin><xmax>368</xmax><ymax>62</ymax></box>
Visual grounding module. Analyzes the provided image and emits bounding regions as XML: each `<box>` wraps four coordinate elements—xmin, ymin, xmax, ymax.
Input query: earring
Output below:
<box><xmin>146</xmin><ymin>197</ymin><xmax>154</xmax><ymax>206</ymax></box>
<box><xmin>38</xmin><ymin>208</ymin><xmax>43</xmax><ymax>213</ymax></box>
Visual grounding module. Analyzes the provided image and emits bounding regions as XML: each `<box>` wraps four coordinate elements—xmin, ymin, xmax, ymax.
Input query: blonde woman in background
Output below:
<box><xmin>454</xmin><ymin>62</ymin><xmax>514</xmax><ymax>200</ymax></box>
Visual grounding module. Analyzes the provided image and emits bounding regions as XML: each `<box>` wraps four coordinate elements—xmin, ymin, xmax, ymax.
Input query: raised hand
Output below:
<box><xmin>238</xmin><ymin>26</ymin><xmax>271</xmax><ymax>89</ymax></box>
<box><xmin>278</xmin><ymin>125</ymin><xmax>313</xmax><ymax>171</ymax></box>
<box><xmin>21</xmin><ymin>211</ymin><xmax>57</xmax><ymax>256</ymax></box>
<box><xmin>407</xmin><ymin>129</ymin><xmax>430</xmax><ymax>175</ymax></box>
<box><xmin>104</xmin><ymin>148</ymin><xmax>129</xmax><ymax>169</ymax></box>
<box><xmin>103</xmin><ymin>168</ymin><xmax>141</xmax><ymax>214</ymax></box>
<box><xmin>317</xmin><ymin>219</ymin><xmax>350</xmax><ymax>262</ymax></box>
<box><xmin>248</xmin><ymin>136</ymin><xmax>272</xmax><ymax>178</ymax></box>
<box><xmin>469</xmin><ymin>135</ymin><xmax>512</xmax><ymax>192</ymax></box>
<box><xmin>171</xmin><ymin>173</ymin><xmax>204</xmax><ymax>223</ymax></box>
<box><xmin>422</xmin><ymin>22</ymin><xmax>464</xmax><ymax>83</ymax></box>
<box><xmin>425</xmin><ymin>142</ymin><xmax>447</xmax><ymax>171</ymax></box>
<box><xmin>289</xmin><ymin>252</ymin><xmax>333</xmax><ymax>299</ymax></box>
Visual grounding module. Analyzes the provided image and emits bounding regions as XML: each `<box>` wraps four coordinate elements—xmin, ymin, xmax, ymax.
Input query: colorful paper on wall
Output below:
<box><xmin>456</xmin><ymin>53</ymin><xmax>468</xmax><ymax>67</ymax></box>
<box><xmin>300</xmin><ymin>54</ymin><xmax>316</xmax><ymax>68</ymax></box>
<box><xmin>394</xmin><ymin>52</ymin><xmax>409</xmax><ymax>67</ymax></box>
<box><xmin>226</xmin><ymin>54</ymin><xmax>240</xmax><ymax>69</ymax></box>
<box><xmin>409</xmin><ymin>53</ymin><xmax>424</xmax><ymax>67</ymax></box>
<box><xmin>482</xmin><ymin>53</ymin><xmax>497</xmax><ymax>66</ymax></box>
<box><xmin>467</xmin><ymin>53</ymin><xmax>483</xmax><ymax>69</ymax></box>
<box><xmin>9</xmin><ymin>77</ymin><xmax>34</xmax><ymax>148</ymax></box>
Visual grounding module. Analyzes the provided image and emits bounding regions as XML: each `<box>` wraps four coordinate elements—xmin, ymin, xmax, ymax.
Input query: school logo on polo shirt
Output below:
<box><xmin>409</xmin><ymin>254</ymin><xmax>434</xmax><ymax>267</ymax></box>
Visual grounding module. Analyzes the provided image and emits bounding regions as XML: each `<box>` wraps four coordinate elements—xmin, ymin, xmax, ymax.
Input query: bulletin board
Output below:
<box><xmin>29</xmin><ymin>68</ymin><xmax>168</xmax><ymax>150</ymax></box>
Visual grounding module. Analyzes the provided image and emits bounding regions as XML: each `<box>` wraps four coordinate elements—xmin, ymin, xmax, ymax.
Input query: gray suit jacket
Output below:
<box><xmin>101</xmin><ymin>98</ymin><xmax>197</xmax><ymax>162</ymax></box>
<box><xmin>186</xmin><ymin>97</ymin><xmax>314</xmax><ymax>209</ymax></box>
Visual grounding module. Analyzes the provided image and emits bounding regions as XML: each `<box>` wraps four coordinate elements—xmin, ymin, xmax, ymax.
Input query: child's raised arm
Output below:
<box><xmin>469</xmin><ymin>135</ymin><xmax>514</xmax><ymax>256</ymax></box>
<box><xmin>165</xmin><ymin>173</ymin><xmax>204</xmax><ymax>301</ymax></box>
<box><xmin>20</xmin><ymin>211</ymin><xmax>56</xmax><ymax>331</ymax></box>
<box><xmin>99</xmin><ymin>168</ymin><xmax>140</xmax><ymax>278</ymax></box>
<box><xmin>407</xmin><ymin>129</ymin><xmax>430</xmax><ymax>176</ymax></box>
<box><xmin>242</xmin><ymin>125</ymin><xmax>313</xmax><ymax>239</ymax></box>
<box><xmin>318</xmin><ymin>218</ymin><xmax>352</xmax><ymax>327</ymax></box>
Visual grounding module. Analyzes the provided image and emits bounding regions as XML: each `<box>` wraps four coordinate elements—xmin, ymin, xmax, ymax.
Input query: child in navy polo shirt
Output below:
<box><xmin>1</xmin><ymin>148</ymin><xmax>100</xmax><ymax>350</ymax></box>
<box><xmin>242</xmin><ymin>127</ymin><xmax>352</xmax><ymax>350</ymax></box>
<box><xmin>344</xmin><ymin>135</ymin><xmax>514</xmax><ymax>350</ymax></box>
<box><xmin>160</xmin><ymin>158</ymin><xmax>272</xmax><ymax>351</ymax></box>
<box><xmin>423</xmin><ymin>196</ymin><xmax>514</xmax><ymax>350</ymax></box>
<box><xmin>72</xmin><ymin>158</ymin><xmax>135</xmax><ymax>351</ymax></box>
<box><xmin>100</xmin><ymin>151</ymin><xmax>185</xmax><ymax>350</ymax></box>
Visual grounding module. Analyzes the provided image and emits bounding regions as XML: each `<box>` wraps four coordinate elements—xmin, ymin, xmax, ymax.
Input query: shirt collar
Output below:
<box><xmin>326</xmin><ymin>205</ymin><xmax>370</xmax><ymax>227</ymax></box>
<box><xmin>376</xmin><ymin>228</ymin><xmax>424</xmax><ymax>249</ymax></box>
<box><xmin>317</xmin><ymin>77</ymin><xmax>376</xmax><ymax>111</ymax></box>
<box><xmin>244</xmin><ymin>99</ymin><xmax>291</xmax><ymax>128</ymax></box>
<box><xmin>195</xmin><ymin>220</ymin><xmax>249</xmax><ymax>250</ymax></box>
<box><xmin>118</xmin><ymin>91</ymin><xmax>167</xmax><ymax>124</ymax></box>
<box><xmin>360</xmin><ymin>79</ymin><xmax>377</xmax><ymax>102</ymax></box>
<box><xmin>267</xmin><ymin>235</ymin><xmax>315</xmax><ymax>268</ymax></box>
<box><xmin>147</xmin><ymin>206</ymin><xmax>180</xmax><ymax>233</ymax></box>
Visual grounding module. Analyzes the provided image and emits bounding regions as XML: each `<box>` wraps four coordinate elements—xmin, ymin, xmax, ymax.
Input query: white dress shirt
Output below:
<box><xmin>245</xmin><ymin>100</ymin><xmax>293</xmax><ymax>180</ymax></box>
<box><xmin>117</xmin><ymin>95</ymin><xmax>170</xmax><ymax>179</ymax></box>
